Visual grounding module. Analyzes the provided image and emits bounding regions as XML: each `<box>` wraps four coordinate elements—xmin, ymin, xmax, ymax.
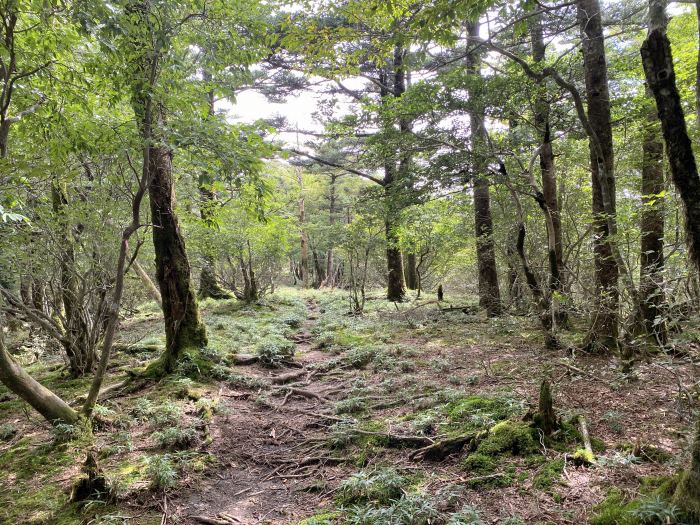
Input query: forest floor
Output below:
<box><xmin>0</xmin><ymin>287</ymin><xmax>699</xmax><ymax>525</ymax></box>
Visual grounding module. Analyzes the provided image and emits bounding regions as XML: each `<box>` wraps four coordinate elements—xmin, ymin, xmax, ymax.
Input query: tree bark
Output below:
<box><xmin>148</xmin><ymin>137</ymin><xmax>207</xmax><ymax>373</ymax></box>
<box><xmin>404</xmin><ymin>253</ymin><xmax>418</xmax><ymax>290</ymax></box>
<box><xmin>642</xmin><ymin>29</ymin><xmax>700</xmax><ymax>276</ymax></box>
<box><xmin>578</xmin><ymin>0</ymin><xmax>619</xmax><ymax>351</ymax></box>
<box><xmin>467</xmin><ymin>20</ymin><xmax>501</xmax><ymax>317</ymax></box>
<box><xmin>672</xmin><ymin>417</ymin><xmax>700</xmax><ymax>518</ymax></box>
<box><xmin>638</xmin><ymin>97</ymin><xmax>667</xmax><ymax>344</ymax></box>
<box><xmin>322</xmin><ymin>174</ymin><xmax>337</xmax><ymax>287</ymax></box>
<box><xmin>297</xmin><ymin>168</ymin><xmax>310</xmax><ymax>288</ymax></box>
<box><xmin>385</xmin><ymin>212</ymin><xmax>406</xmax><ymax>302</ymax></box>
<box><xmin>381</xmin><ymin>55</ymin><xmax>407</xmax><ymax>302</ymax></box>
<box><xmin>530</xmin><ymin>11</ymin><xmax>568</xmax><ymax>327</ymax></box>
<box><xmin>197</xmin><ymin>76</ymin><xmax>230</xmax><ymax>301</ymax></box>
<box><xmin>0</xmin><ymin>320</ymin><xmax>78</xmax><ymax>424</ymax></box>
<box><xmin>312</xmin><ymin>249</ymin><xmax>325</xmax><ymax>288</ymax></box>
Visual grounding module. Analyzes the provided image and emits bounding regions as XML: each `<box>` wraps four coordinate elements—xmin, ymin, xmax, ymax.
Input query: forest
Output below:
<box><xmin>2</xmin><ymin>0</ymin><xmax>700</xmax><ymax>523</ymax></box>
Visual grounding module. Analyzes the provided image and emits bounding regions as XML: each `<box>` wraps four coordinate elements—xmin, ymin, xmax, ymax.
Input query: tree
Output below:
<box><xmin>467</xmin><ymin>19</ymin><xmax>502</xmax><ymax>317</ymax></box>
<box><xmin>641</xmin><ymin>0</ymin><xmax>700</xmax><ymax>276</ymax></box>
<box><xmin>577</xmin><ymin>0</ymin><xmax>619</xmax><ymax>352</ymax></box>
<box><xmin>120</xmin><ymin>0</ymin><xmax>208</xmax><ymax>373</ymax></box>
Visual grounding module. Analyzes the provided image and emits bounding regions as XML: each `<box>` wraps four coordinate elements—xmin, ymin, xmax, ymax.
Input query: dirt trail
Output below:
<box><xmin>177</xmin><ymin>299</ymin><xmax>344</xmax><ymax>525</ymax></box>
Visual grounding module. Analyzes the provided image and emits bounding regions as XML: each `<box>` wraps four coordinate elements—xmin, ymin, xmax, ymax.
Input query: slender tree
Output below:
<box><xmin>578</xmin><ymin>0</ymin><xmax>619</xmax><ymax>351</ymax></box>
<box><xmin>467</xmin><ymin>19</ymin><xmax>501</xmax><ymax>317</ymax></box>
<box><xmin>529</xmin><ymin>9</ymin><xmax>568</xmax><ymax>327</ymax></box>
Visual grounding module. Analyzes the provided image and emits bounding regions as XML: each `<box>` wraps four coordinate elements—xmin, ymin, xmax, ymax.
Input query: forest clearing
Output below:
<box><xmin>2</xmin><ymin>288</ymin><xmax>698</xmax><ymax>524</ymax></box>
<box><xmin>3</xmin><ymin>0</ymin><xmax>700</xmax><ymax>523</ymax></box>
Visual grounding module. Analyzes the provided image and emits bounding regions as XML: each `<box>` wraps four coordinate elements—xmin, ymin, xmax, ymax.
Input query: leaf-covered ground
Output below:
<box><xmin>0</xmin><ymin>288</ymin><xmax>698</xmax><ymax>524</ymax></box>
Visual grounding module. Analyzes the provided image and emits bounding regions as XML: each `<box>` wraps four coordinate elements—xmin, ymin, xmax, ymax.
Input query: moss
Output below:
<box><xmin>444</xmin><ymin>394</ymin><xmax>522</xmax><ymax>432</ymax></box>
<box><xmin>589</xmin><ymin>475</ymin><xmax>687</xmax><ymax>525</ymax></box>
<box><xmin>0</xmin><ymin>436</ymin><xmax>85</xmax><ymax>524</ymax></box>
<box><xmin>462</xmin><ymin>453</ymin><xmax>496</xmax><ymax>474</ymax></box>
<box><xmin>617</xmin><ymin>443</ymin><xmax>673</xmax><ymax>463</ymax></box>
<box><xmin>298</xmin><ymin>512</ymin><xmax>339</xmax><ymax>525</ymax></box>
<box><xmin>672</xmin><ymin>467</ymin><xmax>700</xmax><ymax>519</ymax></box>
<box><xmin>589</xmin><ymin>489</ymin><xmax>641</xmax><ymax>525</ymax></box>
<box><xmin>532</xmin><ymin>458</ymin><xmax>565</xmax><ymax>489</ymax></box>
<box><xmin>476</xmin><ymin>421</ymin><xmax>538</xmax><ymax>456</ymax></box>
<box><xmin>571</xmin><ymin>448</ymin><xmax>595</xmax><ymax>465</ymax></box>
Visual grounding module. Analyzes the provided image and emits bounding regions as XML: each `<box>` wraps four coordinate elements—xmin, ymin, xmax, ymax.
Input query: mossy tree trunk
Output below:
<box><xmin>534</xmin><ymin>379</ymin><xmax>558</xmax><ymax>436</ymax></box>
<box><xmin>198</xmin><ymin>173</ymin><xmax>230</xmax><ymax>300</ymax></box>
<box><xmin>322</xmin><ymin>173</ymin><xmax>338</xmax><ymax>288</ymax></box>
<box><xmin>0</xmin><ymin>321</ymin><xmax>79</xmax><ymax>424</ymax></box>
<box><xmin>148</xmin><ymin>141</ymin><xmax>207</xmax><ymax>372</ymax></box>
<box><xmin>297</xmin><ymin>168</ymin><xmax>310</xmax><ymax>288</ymax></box>
<box><xmin>404</xmin><ymin>253</ymin><xmax>418</xmax><ymax>291</ymax></box>
<box><xmin>672</xmin><ymin>418</ymin><xmax>700</xmax><ymax>518</ymax></box>
<box><xmin>238</xmin><ymin>243</ymin><xmax>259</xmax><ymax>303</ymax></box>
<box><xmin>197</xmin><ymin>76</ymin><xmax>230</xmax><ymax>301</ymax></box>
<box><xmin>641</xmin><ymin>19</ymin><xmax>700</xmax><ymax>276</ymax></box>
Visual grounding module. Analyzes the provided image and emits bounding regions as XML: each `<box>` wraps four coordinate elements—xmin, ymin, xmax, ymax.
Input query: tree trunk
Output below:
<box><xmin>148</xmin><ymin>140</ymin><xmax>207</xmax><ymax>373</ymax></box>
<box><xmin>638</xmin><ymin>97</ymin><xmax>667</xmax><ymax>345</ymax></box>
<box><xmin>0</xmin><ymin>321</ymin><xmax>78</xmax><ymax>424</ymax></box>
<box><xmin>132</xmin><ymin>259</ymin><xmax>162</xmax><ymax>306</ymax></box>
<box><xmin>380</xmin><ymin>46</ymin><xmax>411</xmax><ymax>303</ymax></box>
<box><xmin>385</xmin><ymin>213</ymin><xmax>406</xmax><ymax>302</ymax></box>
<box><xmin>323</xmin><ymin>174</ymin><xmax>338</xmax><ymax>287</ymax></box>
<box><xmin>52</xmin><ymin>177</ymin><xmax>96</xmax><ymax>376</ymax></box>
<box><xmin>641</xmin><ymin>28</ymin><xmax>700</xmax><ymax>276</ymax></box>
<box><xmin>672</xmin><ymin>417</ymin><xmax>700</xmax><ymax>518</ymax></box>
<box><xmin>197</xmin><ymin>76</ymin><xmax>230</xmax><ymax>301</ymax></box>
<box><xmin>239</xmin><ymin>243</ymin><xmax>259</xmax><ymax>303</ymax></box>
<box><xmin>404</xmin><ymin>253</ymin><xmax>418</xmax><ymax>290</ymax></box>
<box><xmin>506</xmin><ymin>251</ymin><xmax>522</xmax><ymax>311</ymax></box>
<box><xmin>297</xmin><ymin>169</ymin><xmax>309</xmax><ymax>288</ymax></box>
<box><xmin>467</xmin><ymin>20</ymin><xmax>501</xmax><ymax>317</ymax></box>
<box><xmin>578</xmin><ymin>0</ymin><xmax>619</xmax><ymax>351</ymax></box>
<box><xmin>696</xmin><ymin>0</ymin><xmax>700</xmax><ymax>132</ymax></box>
<box><xmin>530</xmin><ymin>11</ymin><xmax>568</xmax><ymax>327</ymax></box>
<box><xmin>312</xmin><ymin>250</ymin><xmax>325</xmax><ymax>288</ymax></box>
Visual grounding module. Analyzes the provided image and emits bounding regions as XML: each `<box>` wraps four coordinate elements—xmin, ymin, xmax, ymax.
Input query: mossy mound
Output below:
<box><xmin>476</xmin><ymin>420</ymin><xmax>538</xmax><ymax>456</ymax></box>
<box><xmin>445</xmin><ymin>395</ymin><xmax>522</xmax><ymax>432</ymax></box>
<box><xmin>463</xmin><ymin>452</ymin><xmax>496</xmax><ymax>475</ymax></box>
<box><xmin>672</xmin><ymin>468</ymin><xmax>700</xmax><ymax>519</ymax></box>
<box><xmin>590</xmin><ymin>476</ymin><xmax>683</xmax><ymax>525</ymax></box>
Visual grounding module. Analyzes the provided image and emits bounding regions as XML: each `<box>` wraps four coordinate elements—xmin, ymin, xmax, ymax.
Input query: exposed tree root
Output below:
<box><xmin>231</xmin><ymin>354</ymin><xmax>259</xmax><ymax>365</ymax></box>
<box><xmin>270</xmin><ymin>369</ymin><xmax>308</xmax><ymax>384</ymax></box>
<box><xmin>409</xmin><ymin>430</ymin><xmax>487</xmax><ymax>461</ymax></box>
